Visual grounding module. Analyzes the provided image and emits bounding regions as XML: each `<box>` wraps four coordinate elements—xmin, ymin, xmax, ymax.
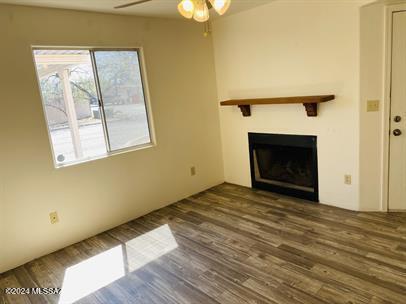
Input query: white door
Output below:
<box><xmin>389</xmin><ymin>11</ymin><xmax>406</xmax><ymax>211</ymax></box>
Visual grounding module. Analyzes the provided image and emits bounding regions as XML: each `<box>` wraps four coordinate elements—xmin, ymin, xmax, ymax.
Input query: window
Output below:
<box><xmin>33</xmin><ymin>49</ymin><xmax>153</xmax><ymax>167</ymax></box>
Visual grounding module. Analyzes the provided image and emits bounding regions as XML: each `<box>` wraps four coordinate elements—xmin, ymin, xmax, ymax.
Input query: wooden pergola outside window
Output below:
<box><xmin>35</xmin><ymin>51</ymin><xmax>93</xmax><ymax>159</ymax></box>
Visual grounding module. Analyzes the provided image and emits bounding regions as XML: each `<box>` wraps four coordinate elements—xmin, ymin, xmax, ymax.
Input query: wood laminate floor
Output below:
<box><xmin>1</xmin><ymin>183</ymin><xmax>406</xmax><ymax>304</ymax></box>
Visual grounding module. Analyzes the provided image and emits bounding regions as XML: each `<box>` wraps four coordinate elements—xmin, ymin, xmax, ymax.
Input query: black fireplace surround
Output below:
<box><xmin>248</xmin><ymin>133</ymin><xmax>319</xmax><ymax>202</ymax></box>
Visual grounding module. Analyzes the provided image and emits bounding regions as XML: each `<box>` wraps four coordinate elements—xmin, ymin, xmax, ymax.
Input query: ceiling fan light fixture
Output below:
<box><xmin>209</xmin><ymin>0</ymin><xmax>231</xmax><ymax>15</ymax></box>
<box><xmin>178</xmin><ymin>0</ymin><xmax>195</xmax><ymax>19</ymax></box>
<box><xmin>193</xmin><ymin>0</ymin><xmax>210</xmax><ymax>22</ymax></box>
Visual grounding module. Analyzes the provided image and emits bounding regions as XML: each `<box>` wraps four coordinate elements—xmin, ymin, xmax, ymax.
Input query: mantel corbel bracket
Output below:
<box><xmin>303</xmin><ymin>103</ymin><xmax>318</xmax><ymax>117</ymax></box>
<box><xmin>238</xmin><ymin>105</ymin><xmax>251</xmax><ymax>117</ymax></box>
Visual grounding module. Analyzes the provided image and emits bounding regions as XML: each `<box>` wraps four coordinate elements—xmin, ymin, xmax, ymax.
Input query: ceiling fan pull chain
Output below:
<box><xmin>203</xmin><ymin>21</ymin><xmax>211</xmax><ymax>37</ymax></box>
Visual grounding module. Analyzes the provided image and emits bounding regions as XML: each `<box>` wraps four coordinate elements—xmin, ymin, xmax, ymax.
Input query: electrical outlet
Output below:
<box><xmin>344</xmin><ymin>175</ymin><xmax>352</xmax><ymax>185</ymax></box>
<box><xmin>49</xmin><ymin>211</ymin><xmax>59</xmax><ymax>224</ymax></box>
<box><xmin>190</xmin><ymin>166</ymin><xmax>196</xmax><ymax>176</ymax></box>
<box><xmin>367</xmin><ymin>100</ymin><xmax>379</xmax><ymax>112</ymax></box>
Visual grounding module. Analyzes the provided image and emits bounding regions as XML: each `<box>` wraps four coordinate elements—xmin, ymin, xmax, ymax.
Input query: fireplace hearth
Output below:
<box><xmin>249</xmin><ymin>133</ymin><xmax>319</xmax><ymax>202</ymax></box>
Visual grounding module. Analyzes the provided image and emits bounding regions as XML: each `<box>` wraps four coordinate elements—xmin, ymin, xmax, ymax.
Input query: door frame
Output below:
<box><xmin>382</xmin><ymin>3</ymin><xmax>406</xmax><ymax>211</ymax></box>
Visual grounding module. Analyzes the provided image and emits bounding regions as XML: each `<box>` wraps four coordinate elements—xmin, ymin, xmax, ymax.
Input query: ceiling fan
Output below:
<box><xmin>114</xmin><ymin>0</ymin><xmax>232</xmax><ymax>22</ymax></box>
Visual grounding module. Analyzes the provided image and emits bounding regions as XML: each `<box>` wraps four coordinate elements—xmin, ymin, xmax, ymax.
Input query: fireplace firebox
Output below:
<box><xmin>248</xmin><ymin>133</ymin><xmax>319</xmax><ymax>202</ymax></box>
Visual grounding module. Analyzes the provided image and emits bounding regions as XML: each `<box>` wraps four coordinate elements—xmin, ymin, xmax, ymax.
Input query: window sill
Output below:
<box><xmin>54</xmin><ymin>142</ymin><xmax>156</xmax><ymax>169</ymax></box>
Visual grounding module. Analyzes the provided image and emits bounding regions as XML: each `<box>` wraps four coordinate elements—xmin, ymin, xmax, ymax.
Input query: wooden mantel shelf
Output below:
<box><xmin>220</xmin><ymin>95</ymin><xmax>335</xmax><ymax>117</ymax></box>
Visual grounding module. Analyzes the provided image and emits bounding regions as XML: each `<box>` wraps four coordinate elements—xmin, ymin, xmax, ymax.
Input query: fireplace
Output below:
<box><xmin>248</xmin><ymin>133</ymin><xmax>319</xmax><ymax>202</ymax></box>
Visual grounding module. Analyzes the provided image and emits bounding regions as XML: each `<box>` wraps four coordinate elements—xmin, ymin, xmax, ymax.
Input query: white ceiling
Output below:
<box><xmin>0</xmin><ymin>0</ymin><xmax>274</xmax><ymax>18</ymax></box>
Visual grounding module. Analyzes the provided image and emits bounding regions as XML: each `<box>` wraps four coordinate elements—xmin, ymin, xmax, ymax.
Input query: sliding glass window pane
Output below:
<box><xmin>33</xmin><ymin>50</ymin><xmax>107</xmax><ymax>166</ymax></box>
<box><xmin>94</xmin><ymin>50</ymin><xmax>151</xmax><ymax>151</ymax></box>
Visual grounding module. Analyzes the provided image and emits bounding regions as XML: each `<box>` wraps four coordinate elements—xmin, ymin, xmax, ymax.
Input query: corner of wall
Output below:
<box><xmin>208</xmin><ymin>31</ymin><xmax>226</xmax><ymax>184</ymax></box>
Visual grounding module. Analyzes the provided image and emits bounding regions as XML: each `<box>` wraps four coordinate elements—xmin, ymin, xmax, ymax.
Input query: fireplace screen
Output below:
<box><xmin>249</xmin><ymin>133</ymin><xmax>318</xmax><ymax>202</ymax></box>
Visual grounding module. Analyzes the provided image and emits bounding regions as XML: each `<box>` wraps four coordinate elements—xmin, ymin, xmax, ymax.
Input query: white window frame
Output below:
<box><xmin>32</xmin><ymin>46</ymin><xmax>156</xmax><ymax>168</ymax></box>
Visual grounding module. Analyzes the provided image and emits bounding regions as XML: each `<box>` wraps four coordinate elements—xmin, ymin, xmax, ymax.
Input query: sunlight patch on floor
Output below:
<box><xmin>58</xmin><ymin>245</ymin><xmax>124</xmax><ymax>304</ymax></box>
<box><xmin>58</xmin><ymin>224</ymin><xmax>178</xmax><ymax>304</ymax></box>
<box><xmin>125</xmin><ymin>224</ymin><xmax>179</xmax><ymax>272</ymax></box>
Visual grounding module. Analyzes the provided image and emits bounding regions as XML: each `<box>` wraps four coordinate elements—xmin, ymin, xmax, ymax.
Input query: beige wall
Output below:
<box><xmin>359</xmin><ymin>2</ymin><xmax>386</xmax><ymax>211</ymax></box>
<box><xmin>212</xmin><ymin>0</ymin><xmax>365</xmax><ymax>210</ymax></box>
<box><xmin>0</xmin><ymin>4</ymin><xmax>224</xmax><ymax>273</ymax></box>
<box><xmin>0</xmin><ymin>156</ymin><xmax>4</xmax><ymax>270</ymax></box>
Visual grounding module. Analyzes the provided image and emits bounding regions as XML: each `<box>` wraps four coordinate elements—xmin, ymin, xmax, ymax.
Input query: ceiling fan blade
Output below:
<box><xmin>114</xmin><ymin>0</ymin><xmax>153</xmax><ymax>9</ymax></box>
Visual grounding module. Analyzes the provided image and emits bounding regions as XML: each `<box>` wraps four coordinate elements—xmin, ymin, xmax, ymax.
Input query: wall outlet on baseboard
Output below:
<box><xmin>49</xmin><ymin>211</ymin><xmax>59</xmax><ymax>224</ymax></box>
<box><xmin>190</xmin><ymin>166</ymin><xmax>196</xmax><ymax>176</ymax></box>
<box><xmin>344</xmin><ymin>175</ymin><xmax>352</xmax><ymax>185</ymax></box>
